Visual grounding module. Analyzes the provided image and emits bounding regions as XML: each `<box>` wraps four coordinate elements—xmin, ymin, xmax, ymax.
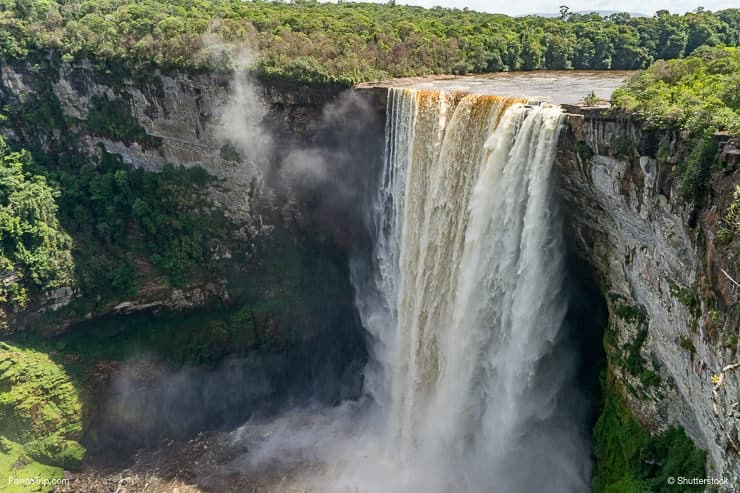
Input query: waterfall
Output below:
<box><xmin>353</xmin><ymin>87</ymin><xmax>591</xmax><ymax>492</ymax></box>
<box><xmin>237</xmin><ymin>86</ymin><xmax>593</xmax><ymax>493</ymax></box>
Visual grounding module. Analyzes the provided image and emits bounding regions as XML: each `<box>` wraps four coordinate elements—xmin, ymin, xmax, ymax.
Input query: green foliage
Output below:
<box><xmin>612</xmin><ymin>299</ymin><xmax>648</xmax><ymax>325</ymax></box>
<box><xmin>593</xmin><ymin>374</ymin><xmax>706</xmax><ymax>493</ymax></box>
<box><xmin>0</xmin><ymin>437</ymin><xmax>63</xmax><ymax>493</ymax></box>
<box><xmin>583</xmin><ymin>90</ymin><xmax>601</xmax><ymax>106</ymax></box>
<box><xmin>87</xmin><ymin>95</ymin><xmax>162</xmax><ymax>148</ymax></box>
<box><xmin>609</xmin><ymin>299</ymin><xmax>661</xmax><ymax>389</ymax></box>
<box><xmin>0</xmin><ymin>341</ymin><xmax>85</xmax><ymax>472</ymax></box>
<box><xmin>0</xmin><ymin>137</ymin><xmax>73</xmax><ymax>323</ymax></box>
<box><xmin>576</xmin><ymin>141</ymin><xmax>594</xmax><ymax>161</ymax></box>
<box><xmin>45</xmin><ymin>149</ymin><xmax>231</xmax><ymax>295</ymax></box>
<box><xmin>679</xmin><ymin>134</ymin><xmax>719</xmax><ymax>205</ymax></box>
<box><xmin>724</xmin><ymin>332</ymin><xmax>739</xmax><ymax>352</ymax></box>
<box><xmin>23</xmin><ymin>436</ymin><xmax>85</xmax><ymax>471</ymax></box>
<box><xmin>621</xmin><ymin>327</ymin><xmax>662</xmax><ymax>389</ymax></box>
<box><xmin>717</xmin><ymin>184</ymin><xmax>739</xmax><ymax>245</ymax></box>
<box><xmin>0</xmin><ymin>1</ymin><xmax>738</xmax><ymax>84</ymax></box>
<box><xmin>717</xmin><ymin>185</ymin><xmax>740</xmax><ymax>281</ymax></box>
<box><xmin>614</xmin><ymin>135</ymin><xmax>637</xmax><ymax>161</ymax></box>
<box><xmin>667</xmin><ymin>279</ymin><xmax>701</xmax><ymax>317</ymax></box>
<box><xmin>612</xmin><ymin>47</ymin><xmax>740</xmax><ymax>205</ymax></box>
<box><xmin>678</xmin><ymin>336</ymin><xmax>696</xmax><ymax>354</ymax></box>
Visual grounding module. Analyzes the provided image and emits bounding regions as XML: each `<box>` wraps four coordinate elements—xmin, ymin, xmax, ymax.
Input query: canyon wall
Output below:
<box><xmin>0</xmin><ymin>58</ymin><xmax>379</xmax><ymax>337</ymax></box>
<box><xmin>0</xmin><ymin>59</ymin><xmax>378</xmax><ymax>475</ymax></box>
<box><xmin>557</xmin><ymin>107</ymin><xmax>739</xmax><ymax>479</ymax></box>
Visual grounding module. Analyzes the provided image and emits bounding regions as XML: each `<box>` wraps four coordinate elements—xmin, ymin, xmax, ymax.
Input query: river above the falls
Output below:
<box><xmin>356</xmin><ymin>70</ymin><xmax>635</xmax><ymax>104</ymax></box>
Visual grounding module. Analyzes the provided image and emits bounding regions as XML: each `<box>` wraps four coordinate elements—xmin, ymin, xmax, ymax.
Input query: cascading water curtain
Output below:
<box><xmin>350</xmin><ymin>87</ymin><xmax>592</xmax><ymax>492</ymax></box>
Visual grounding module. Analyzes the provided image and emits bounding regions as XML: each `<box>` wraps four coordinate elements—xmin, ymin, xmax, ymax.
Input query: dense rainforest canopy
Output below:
<box><xmin>0</xmin><ymin>0</ymin><xmax>739</xmax><ymax>84</ymax></box>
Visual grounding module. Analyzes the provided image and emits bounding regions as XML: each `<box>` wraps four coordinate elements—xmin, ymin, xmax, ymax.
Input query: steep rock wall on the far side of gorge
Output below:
<box><xmin>0</xmin><ymin>57</ymin><xmax>379</xmax><ymax>338</ymax></box>
<box><xmin>557</xmin><ymin>105</ymin><xmax>739</xmax><ymax>481</ymax></box>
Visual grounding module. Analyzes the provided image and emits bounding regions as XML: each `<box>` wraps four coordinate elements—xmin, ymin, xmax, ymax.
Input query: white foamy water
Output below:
<box><xmin>232</xmin><ymin>87</ymin><xmax>590</xmax><ymax>493</ymax></box>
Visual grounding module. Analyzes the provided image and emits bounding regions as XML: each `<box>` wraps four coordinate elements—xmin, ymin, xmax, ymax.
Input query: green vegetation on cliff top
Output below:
<box><xmin>613</xmin><ymin>47</ymin><xmax>740</xmax><ymax>135</ymax></box>
<box><xmin>0</xmin><ymin>1</ymin><xmax>738</xmax><ymax>84</ymax></box>
<box><xmin>612</xmin><ymin>47</ymin><xmax>739</xmax><ymax>204</ymax></box>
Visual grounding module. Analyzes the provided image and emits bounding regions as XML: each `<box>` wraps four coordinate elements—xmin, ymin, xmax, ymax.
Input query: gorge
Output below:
<box><xmin>1</xmin><ymin>55</ymin><xmax>738</xmax><ymax>492</ymax></box>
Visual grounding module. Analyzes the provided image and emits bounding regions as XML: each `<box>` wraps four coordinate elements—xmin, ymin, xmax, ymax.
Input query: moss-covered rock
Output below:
<box><xmin>0</xmin><ymin>436</ymin><xmax>64</xmax><ymax>492</ymax></box>
<box><xmin>0</xmin><ymin>341</ymin><xmax>85</xmax><ymax>474</ymax></box>
<box><xmin>593</xmin><ymin>373</ymin><xmax>706</xmax><ymax>493</ymax></box>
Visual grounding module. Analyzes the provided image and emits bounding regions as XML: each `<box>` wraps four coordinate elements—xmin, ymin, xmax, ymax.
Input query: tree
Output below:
<box><xmin>0</xmin><ymin>137</ymin><xmax>73</xmax><ymax>312</ymax></box>
<box><xmin>559</xmin><ymin>5</ymin><xmax>570</xmax><ymax>21</ymax></box>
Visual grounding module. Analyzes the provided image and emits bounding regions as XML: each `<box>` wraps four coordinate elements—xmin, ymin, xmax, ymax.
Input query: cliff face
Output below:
<box><xmin>1</xmin><ymin>59</ymin><xmax>342</xmax><ymax>214</ymax></box>
<box><xmin>557</xmin><ymin>107</ymin><xmax>739</xmax><ymax>478</ymax></box>
<box><xmin>0</xmin><ymin>58</ymin><xmax>375</xmax><ymax>334</ymax></box>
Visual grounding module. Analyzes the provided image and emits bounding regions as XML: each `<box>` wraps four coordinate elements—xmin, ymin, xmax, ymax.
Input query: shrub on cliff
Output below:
<box><xmin>87</xmin><ymin>95</ymin><xmax>162</xmax><ymax>148</ymax></box>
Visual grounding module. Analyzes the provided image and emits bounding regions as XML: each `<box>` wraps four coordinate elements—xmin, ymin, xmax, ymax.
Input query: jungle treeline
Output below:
<box><xmin>1</xmin><ymin>1</ymin><xmax>738</xmax><ymax>83</ymax></box>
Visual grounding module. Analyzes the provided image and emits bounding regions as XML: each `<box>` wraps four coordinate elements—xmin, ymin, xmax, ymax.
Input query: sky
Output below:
<box><xmin>358</xmin><ymin>0</ymin><xmax>739</xmax><ymax>16</ymax></box>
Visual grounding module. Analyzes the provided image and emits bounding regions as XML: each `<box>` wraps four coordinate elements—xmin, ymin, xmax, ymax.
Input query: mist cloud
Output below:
<box><xmin>276</xmin><ymin>91</ymin><xmax>383</xmax><ymax>234</ymax></box>
<box><xmin>207</xmin><ymin>33</ymin><xmax>273</xmax><ymax>177</ymax></box>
